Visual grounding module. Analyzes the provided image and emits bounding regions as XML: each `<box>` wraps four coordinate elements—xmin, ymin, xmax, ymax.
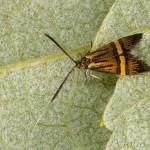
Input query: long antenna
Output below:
<box><xmin>32</xmin><ymin>65</ymin><xmax>76</xmax><ymax>134</ymax></box>
<box><xmin>45</xmin><ymin>34</ymin><xmax>76</xmax><ymax>63</ymax></box>
<box><xmin>51</xmin><ymin>65</ymin><xmax>76</xmax><ymax>102</ymax></box>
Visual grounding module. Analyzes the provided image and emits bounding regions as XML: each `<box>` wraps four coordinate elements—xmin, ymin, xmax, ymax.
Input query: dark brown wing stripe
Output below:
<box><xmin>92</xmin><ymin>52</ymin><xmax>108</xmax><ymax>59</ymax></box>
<box><xmin>111</xmin><ymin>42</ymin><xmax>121</xmax><ymax>74</ymax></box>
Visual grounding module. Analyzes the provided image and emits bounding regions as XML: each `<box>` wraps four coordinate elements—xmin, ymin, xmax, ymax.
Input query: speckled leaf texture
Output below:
<box><xmin>0</xmin><ymin>0</ymin><xmax>149</xmax><ymax>150</ymax></box>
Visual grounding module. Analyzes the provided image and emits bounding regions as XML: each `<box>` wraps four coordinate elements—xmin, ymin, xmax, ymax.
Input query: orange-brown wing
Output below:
<box><xmin>125</xmin><ymin>55</ymin><xmax>150</xmax><ymax>75</ymax></box>
<box><xmin>85</xmin><ymin>33</ymin><xmax>143</xmax><ymax>60</ymax></box>
<box><xmin>84</xmin><ymin>33</ymin><xmax>150</xmax><ymax>75</ymax></box>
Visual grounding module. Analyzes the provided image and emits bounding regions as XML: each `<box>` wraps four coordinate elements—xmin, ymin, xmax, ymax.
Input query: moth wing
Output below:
<box><xmin>117</xmin><ymin>33</ymin><xmax>143</xmax><ymax>51</ymax></box>
<box><xmin>118</xmin><ymin>33</ymin><xmax>150</xmax><ymax>74</ymax></box>
<box><xmin>85</xmin><ymin>41</ymin><xmax>117</xmax><ymax>60</ymax></box>
<box><xmin>85</xmin><ymin>33</ymin><xmax>150</xmax><ymax>74</ymax></box>
<box><xmin>125</xmin><ymin>54</ymin><xmax>150</xmax><ymax>75</ymax></box>
<box><xmin>86</xmin><ymin>33</ymin><xmax>143</xmax><ymax>60</ymax></box>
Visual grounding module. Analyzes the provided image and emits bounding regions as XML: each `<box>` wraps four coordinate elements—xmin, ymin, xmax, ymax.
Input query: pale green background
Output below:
<box><xmin>0</xmin><ymin>0</ymin><xmax>150</xmax><ymax>150</ymax></box>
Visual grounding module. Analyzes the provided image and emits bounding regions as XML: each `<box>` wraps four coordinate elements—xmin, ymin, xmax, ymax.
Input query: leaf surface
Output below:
<box><xmin>0</xmin><ymin>0</ymin><xmax>150</xmax><ymax>150</ymax></box>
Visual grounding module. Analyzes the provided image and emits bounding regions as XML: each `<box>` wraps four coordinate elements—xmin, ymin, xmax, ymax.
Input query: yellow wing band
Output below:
<box><xmin>114</xmin><ymin>40</ymin><xmax>126</xmax><ymax>75</ymax></box>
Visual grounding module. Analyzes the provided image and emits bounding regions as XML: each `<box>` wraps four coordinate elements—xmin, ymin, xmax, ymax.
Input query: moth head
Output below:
<box><xmin>76</xmin><ymin>57</ymin><xmax>90</xmax><ymax>68</ymax></box>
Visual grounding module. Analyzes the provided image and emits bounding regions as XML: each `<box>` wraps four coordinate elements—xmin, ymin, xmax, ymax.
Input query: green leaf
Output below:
<box><xmin>99</xmin><ymin>0</ymin><xmax>150</xmax><ymax>150</ymax></box>
<box><xmin>0</xmin><ymin>0</ymin><xmax>150</xmax><ymax>150</ymax></box>
<box><xmin>0</xmin><ymin>0</ymin><xmax>115</xmax><ymax>150</ymax></box>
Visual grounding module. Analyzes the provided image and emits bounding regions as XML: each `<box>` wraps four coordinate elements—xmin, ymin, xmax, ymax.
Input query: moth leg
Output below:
<box><xmin>86</xmin><ymin>69</ymin><xmax>90</xmax><ymax>76</ymax></box>
<box><xmin>89</xmin><ymin>70</ymin><xmax>107</xmax><ymax>89</ymax></box>
<box><xmin>79</xmin><ymin>53</ymin><xmax>83</xmax><ymax>59</ymax></box>
<box><xmin>84</xmin><ymin>69</ymin><xmax>90</xmax><ymax>83</ymax></box>
<box><xmin>89</xmin><ymin>70</ymin><xmax>100</xmax><ymax>79</ymax></box>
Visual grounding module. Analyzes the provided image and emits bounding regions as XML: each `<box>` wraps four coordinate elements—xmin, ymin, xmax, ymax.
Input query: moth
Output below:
<box><xmin>45</xmin><ymin>33</ymin><xmax>150</xmax><ymax>102</ymax></box>
<box><xmin>32</xmin><ymin>33</ymin><xmax>150</xmax><ymax>132</ymax></box>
